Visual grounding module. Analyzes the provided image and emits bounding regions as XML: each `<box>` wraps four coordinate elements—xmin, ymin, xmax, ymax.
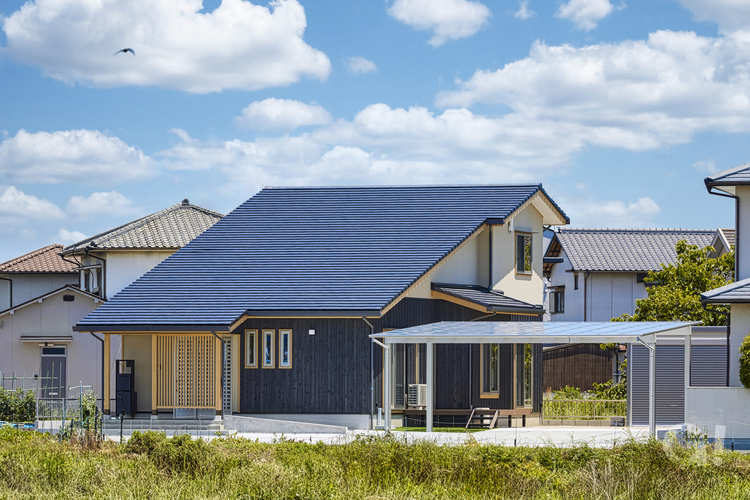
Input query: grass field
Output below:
<box><xmin>1</xmin><ymin>427</ymin><xmax>750</xmax><ymax>499</ymax></box>
<box><xmin>394</xmin><ymin>426</ymin><xmax>484</xmax><ymax>433</ymax></box>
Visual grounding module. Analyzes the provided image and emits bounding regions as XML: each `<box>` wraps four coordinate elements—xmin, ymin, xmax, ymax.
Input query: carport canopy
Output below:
<box><xmin>370</xmin><ymin>321</ymin><xmax>697</xmax><ymax>435</ymax></box>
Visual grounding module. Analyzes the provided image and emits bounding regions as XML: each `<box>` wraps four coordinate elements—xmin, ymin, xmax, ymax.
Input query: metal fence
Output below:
<box><xmin>542</xmin><ymin>399</ymin><xmax>627</xmax><ymax>424</ymax></box>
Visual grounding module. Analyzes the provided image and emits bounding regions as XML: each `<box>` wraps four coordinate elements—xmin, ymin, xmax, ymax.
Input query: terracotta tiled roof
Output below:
<box><xmin>0</xmin><ymin>244</ymin><xmax>76</xmax><ymax>274</ymax></box>
<box><xmin>62</xmin><ymin>199</ymin><xmax>223</xmax><ymax>254</ymax></box>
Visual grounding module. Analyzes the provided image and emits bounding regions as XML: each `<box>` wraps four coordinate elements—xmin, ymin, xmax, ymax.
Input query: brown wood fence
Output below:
<box><xmin>542</xmin><ymin>343</ymin><xmax>614</xmax><ymax>392</ymax></box>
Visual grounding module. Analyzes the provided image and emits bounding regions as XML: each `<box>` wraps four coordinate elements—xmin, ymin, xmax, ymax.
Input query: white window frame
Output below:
<box><xmin>262</xmin><ymin>329</ymin><xmax>275</xmax><ymax>368</ymax></box>
<box><xmin>244</xmin><ymin>329</ymin><xmax>258</xmax><ymax>369</ymax></box>
<box><xmin>480</xmin><ymin>344</ymin><xmax>500</xmax><ymax>399</ymax></box>
<box><xmin>278</xmin><ymin>329</ymin><xmax>293</xmax><ymax>369</ymax></box>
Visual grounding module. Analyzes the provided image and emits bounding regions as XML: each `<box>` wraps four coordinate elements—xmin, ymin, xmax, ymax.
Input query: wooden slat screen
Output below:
<box><xmin>156</xmin><ymin>334</ymin><xmax>217</xmax><ymax>409</ymax></box>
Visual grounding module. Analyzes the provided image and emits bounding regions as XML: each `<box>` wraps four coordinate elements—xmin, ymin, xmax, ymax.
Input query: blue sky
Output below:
<box><xmin>0</xmin><ymin>0</ymin><xmax>747</xmax><ymax>261</ymax></box>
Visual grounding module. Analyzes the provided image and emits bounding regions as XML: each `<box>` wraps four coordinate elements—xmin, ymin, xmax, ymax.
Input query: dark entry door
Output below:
<box><xmin>40</xmin><ymin>347</ymin><xmax>66</xmax><ymax>398</ymax></box>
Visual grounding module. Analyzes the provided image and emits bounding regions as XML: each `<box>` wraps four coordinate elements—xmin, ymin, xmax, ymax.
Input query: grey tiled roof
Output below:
<box><xmin>720</xmin><ymin>228</ymin><xmax>736</xmax><ymax>248</ymax></box>
<box><xmin>705</xmin><ymin>163</ymin><xmax>750</xmax><ymax>188</ymax></box>
<box><xmin>62</xmin><ymin>200</ymin><xmax>222</xmax><ymax>254</ymax></box>
<box><xmin>702</xmin><ymin>277</ymin><xmax>750</xmax><ymax>304</ymax></box>
<box><xmin>547</xmin><ymin>229</ymin><xmax>716</xmax><ymax>272</ymax></box>
<box><xmin>432</xmin><ymin>283</ymin><xmax>543</xmax><ymax>313</ymax></box>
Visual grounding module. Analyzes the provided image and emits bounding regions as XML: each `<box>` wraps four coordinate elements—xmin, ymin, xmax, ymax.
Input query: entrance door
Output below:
<box><xmin>40</xmin><ymin>346</ymin><xmax>66</xmax><ymax>398</ymax></box>
<box><xmin>156</xmin><ymin>334</ymin><xmax>218</xmax><ymax>413</ymax></box>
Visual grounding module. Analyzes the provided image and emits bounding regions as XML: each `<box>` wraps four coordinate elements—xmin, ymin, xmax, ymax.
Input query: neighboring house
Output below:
<box><xmin>544</xmin><ymin>229</ymin><xmax>716</xmax><ymax>322</ymax></box>
<box><xmin>0</xmin><ymin>244</ymin><xmax>78</xmax><ymax>310</ymax></box>
<box><xmin>58</xmin><ymin>199</ymin><xmax>222</xmax><ymax>400</ymax></box>
<box><xmin>60</xmin><ymin>199</ymin><xmax>223</xmax><ymax>300</ymax></box>
<box><xmin>711</xmin><ymin>228</ymin><xmax>735</xmax><ymax>257</ymax></box>
<box><xmin>73</xmin><ymin>185</ymin><xmax>569</xmax><ymax>428</ymax></box>
<box><xmin>696</xmin><ymin>164</ymin><xmax>750</xmax><ymax>440</ymax></box>
<box><xmin>0</xmin><ymin>246</ymin><xmax>103</xmax><ymax>396</ymax></box>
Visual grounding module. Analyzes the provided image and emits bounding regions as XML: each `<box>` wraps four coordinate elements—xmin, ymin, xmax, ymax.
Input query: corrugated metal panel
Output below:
<box><xmin>691</xmin><ymin>345</ymin><xmax>727</xmax><ymax>387</ymax></box>
<box><xmin>630</xmin><ymin>345</ymin><xmax>685</xmax><ymax>425</ymax></box>
<box><xmin>78</xmin><ymin>185</ymin><xmax>564</xmax><ymax>329</ymax></box>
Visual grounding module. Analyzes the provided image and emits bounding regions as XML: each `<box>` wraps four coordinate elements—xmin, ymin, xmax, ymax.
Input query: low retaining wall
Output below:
<box><xmin>685</xmin><ymin>387</ymin><xmax>750</xmax><ymax>439</ymax></box>
<box><xmin>224</xmin><ymin>415</ymin><xmax>348</xmax><ymax>434</ymax></box>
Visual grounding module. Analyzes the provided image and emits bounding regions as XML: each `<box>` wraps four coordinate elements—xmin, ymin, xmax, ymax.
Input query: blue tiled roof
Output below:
<box><xmin>431</xmin><ymin>283</ymin><xmax>542</xmax><ymax>313</ymax></box>
<box><xmin>76</xmin><ymin>185</ymin><xmax>565</xmax><ymax>330</ymax></box>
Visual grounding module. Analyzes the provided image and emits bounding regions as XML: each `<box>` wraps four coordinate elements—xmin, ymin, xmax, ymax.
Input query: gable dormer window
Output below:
<box><xmin>515</xmin><ymin>232</ymin><xmax>533</xmax><ymax>274</ymax></box>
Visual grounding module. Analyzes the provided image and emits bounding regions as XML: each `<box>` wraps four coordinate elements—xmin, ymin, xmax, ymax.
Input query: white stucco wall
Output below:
<box><xmin>104</xmin><ymin>251</ymin><xmax>174</xmax><ymax>299</ymax></box>
<box><xmin>430</xmin><ymin>226</ymin><xmax>490</xmax><ymax>287</ymax></box>
<box><xmin>728</xmin><ymin>304</ymin><xmax>750</xmax><ymax>387</ymax></box>
<box><xmin>0</xmin><ymin>290</ymin><xmax>102</xmax><ymax>396</ymax></box>
<box><xmin>546</xmin><ymin>251</ymin><xmax>584</xmax><ymax>321</ymax></box>
<box><xmin>737</xmin><ymin>186</ymin><xmax>750</xmax><ymax>280</ymax></box>
<box><xmin>492</xmin><ymin>204</ymin><xmax>545</xmax><ymax>305</ymax></box>
<box><xmin>0</xmin><ymin>273</ymin><xmax>78</xmax><ymax>310</ymax></box>
<box><xmin>686</xmin><ymin>387</ymin><xmax>750</xmax><ymax>438</ymax></box>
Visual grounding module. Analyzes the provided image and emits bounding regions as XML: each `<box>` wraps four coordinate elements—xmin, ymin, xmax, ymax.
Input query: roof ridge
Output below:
<box><xmin>0</xmin><ymin>244</ymin><xmax>62</xmax><ymax>271</ymax></box>
<box><xmin>558</xmin><ymin>228</ymin><xmax>716</xmax><ymax>233</ymax></box>
<box><xmin>707</xmin><ymin>162</ymin><xmax>750</xmax><ymax>182</ymax></box>
<box><xmin>63</xmin><ymin>201</ymin><xmax>223</xmax><ymax>253</ymax></box>
<box><xmin>262</xmin><ymin>183</ymin><xmax>543</xmax><ymax>190</ymax></box>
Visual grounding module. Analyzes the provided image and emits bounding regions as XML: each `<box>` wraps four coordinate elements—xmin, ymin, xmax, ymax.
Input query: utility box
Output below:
<box><xmin>115</xmin><ymin>360</ymin><xmax>136</xmax><ymax>417</ymax></box>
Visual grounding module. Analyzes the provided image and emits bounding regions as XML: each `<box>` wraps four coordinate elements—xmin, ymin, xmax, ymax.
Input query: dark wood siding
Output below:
<box><xmin>237</xmin><ymin>297</ymin><xmax>543</xmax><ymax>414</ymax></box>
<box><xmin>542</xmin><ymin>343</ymin><xmax>614</xmax><ymax>391</ymax></box>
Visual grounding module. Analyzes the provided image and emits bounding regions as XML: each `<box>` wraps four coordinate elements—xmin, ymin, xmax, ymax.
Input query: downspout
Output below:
<box><xmin>89</xmin><ymin>333</ymin><xmax>105</xmax><ymax>411</ymax></box>
<box><xmin>0</xmin><ymin>276</ymin><xmax>11</xmax><ymax>308</ymax></box>
<box><xmin>583</xmin><ymin>271</ymin><xmax>590</xmax><ymax>321</ymax></box>
<box><xmin>362</xmin><ymin>317</ymin><xmax>376</xmax><ymax>430</ymax></box>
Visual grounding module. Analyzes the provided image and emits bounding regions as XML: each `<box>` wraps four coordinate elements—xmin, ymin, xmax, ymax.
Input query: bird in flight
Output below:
<box><xmin>114</xmin><ymin>48</ymin><xmax>135</xmax><ymax>55</ymax></box>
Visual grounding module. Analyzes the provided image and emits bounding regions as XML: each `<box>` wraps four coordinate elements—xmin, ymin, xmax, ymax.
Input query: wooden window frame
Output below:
<box><xmin>515</xmin><ymin>232</ymin><xmax>533</xmax><ymax>275</ymax></box>
<box><xmin>262</xmin><ymin>329</ymin><xmax>275</xmax><ymax>369</ymax></box>
<box><xmin>278</xmin><ymin>329</ymin><xmax>293</xmax><ymax>369</ymax></box>
<box><xmin>479</xmin><ymin>344</ymin><xmax>500</xmax><ymax>399</ymax></box>
<box><xmin>244</xmin><ymin>329</ymin><xmax>258</xmax><ymax>368</ymax></box>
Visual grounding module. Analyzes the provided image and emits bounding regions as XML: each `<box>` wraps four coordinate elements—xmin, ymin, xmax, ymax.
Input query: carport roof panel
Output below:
<box><xmin>371</xmin><ymin>321</ymin><xmax>696</xmax><ymax>344</ymax></box>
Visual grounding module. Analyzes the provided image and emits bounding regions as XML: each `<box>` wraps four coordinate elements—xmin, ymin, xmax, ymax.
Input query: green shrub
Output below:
<box><xmin>123</xmin><ymin>430</ymin><xmax>167</xmax><ymax>455</ymax></box>
<box><xmin>740</xmin><ymin>334</ymin><xmax>750</xmax><ymax>388</ymax></box>
<box><xmin>591</xmin><ymin>379</ymin><xmax>627</xmax><ymax>400</ymax></box>
<box><xmin>0</xmin><ymin>388</ymin><xmax>35</xmax><ymax>422</ymax></box>
<box><xmin>553</xmin><ymin>385</ymin><xmax>582</xmax><ymax>399</ymax></box>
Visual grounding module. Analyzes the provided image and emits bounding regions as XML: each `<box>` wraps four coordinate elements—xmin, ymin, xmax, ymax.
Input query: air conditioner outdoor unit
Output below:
<box><xmin>408</xmin><ymin>384</ymin><xmax>428</xmax><ymax>407</ymax></box>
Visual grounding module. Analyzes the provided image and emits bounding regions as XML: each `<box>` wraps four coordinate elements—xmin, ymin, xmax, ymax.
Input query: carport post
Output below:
<box><xmin>426</xmin><ymin>342</ymin><xmax>434</xmax><ymax>432</ymax></box>
<box><xmin>384</xmin><ymin>342</ymin><xmax>391</xmax><ymax>431</ymax></box>
<box><xmin>648</xmin><ymin>342</ymin><xmax>656</xmax><ymax>438</ymax></box>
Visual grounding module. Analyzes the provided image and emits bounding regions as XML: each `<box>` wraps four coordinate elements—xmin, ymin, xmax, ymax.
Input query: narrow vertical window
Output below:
<box><xmin>279</xmin><ymin>329</ymin><xmax>292</xmax><ymax>369</ymax></box>
<box><xmin>515</xmin><ymin>344</ymin><xmax>534</xmax><ymax>408</ymax></box>
<box><xmin>244</xmin><ymin>329</ymin><xmax>258</xmax><ymax>368</ymax></box>
<box><xmin>480</xmin><ymin>344</ymin><xmax>500</xmax><ymax>398</ymax></box>
<box><xmin>262</xmin><ymin>329</ymin><xmax>275</xmax><ymax>368</ymax></box>
<box><xmin>516</xmin><ymin>233</ymin><xmax>532</xmax><ymax>273</ymax></box>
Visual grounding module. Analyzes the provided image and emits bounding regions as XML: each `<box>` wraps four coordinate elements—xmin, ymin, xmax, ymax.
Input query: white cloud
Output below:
<box><xmin>692</xmin><ymin>160</ymin><xmax>719</xmax><ymax>175</ymax></box>
<box><xmin>0</xmin><ymin>129</ymin><xmax>154</xmax><ymax>184</ymax></box>
<box><xmin>556</xmin><ymin>0</ymin><xmax>614</xmax><ymax>31</ymax></box>
<box><xmin>515</xmin><ymin>0</ymin><xmax>535</xmax><ymax>20</ymax></box>
<box><xmin>1</xmin><ymin>0</ymin><xmax>330</xmax><ymax>93</ymax></box>
<box><xmin>679</xmin><ymin>0</ymin><xmax>750</xmax><ymax>33</ymax></box>
<box><xmin>56</xmin><ymin>228</ymin><xmax>87</xmax><ymax>244</ymax></box>
<box><xmin>67</xmin><ymin>191</ymin><xmax>137</xmax><ymax>217</ymax></box>
<box><xmin>0</xmin><ymin>186</ymin><xmax>64</xmax><ymax>220</ymax></box>
<box><xmin>347</xmin><ymin>56</ymin><xmax>378</xmax><ymax>75</ymax></box>
<box><xmin>387</xmin><ymin>0</ymin><xmax>491</xmax><ymax>46</ymax></box>
<box><xmin>563</xmin><ymin>196</ymin><xmax>661</xmax><ymax>226</ymax></box>
<box><xmin>437</xmin><ymin>31</ymin><xmax>750</xmax><ymax>151</ymax></box>
<box><xmin>236</xmin><ymin>98</ymin><xmax>332</xmax><ymax>131</ymax></box>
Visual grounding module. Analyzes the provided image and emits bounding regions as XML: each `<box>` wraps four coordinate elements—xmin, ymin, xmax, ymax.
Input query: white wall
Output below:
<box><xmin>547</xmin><ymin>251</ymin><xmax>584</xmax><ymax>321</ymax></box>
<box><xmin>686</xmin><ymin>387</ymin><xmax>750</xmax><ymax>438</ymax></box>
<box><xmin>492</xmin><ymin>203</ymin><xmax>545</xmax><ymax>305</ymax></box>
<box><xmin>103</xmin><ymin>251</ymin><xmax>174</xmax><ymax>299</ymax></box>
<box><xmin>0</xmin><ymin>291</ymin><xmax>101</xmax><ymax>396</ymax></box>
<box><xmin>0</xmin><ymin>273</ymin><xmax>78</xmax><ymax>309</ymax></box>
<box><xmin>431</xmin><ymin>226</ymin><xmax>489</xmax><ymax>287</ymax></box>
<box><xmin>737</xmin><ymin>186</ymin><xmax>750</xmax><ymax>280</ymax></box>
<box><xmin>728</xmin><ymin>304</ymin><xmax>750</xmax><ymax>387</ymax></box>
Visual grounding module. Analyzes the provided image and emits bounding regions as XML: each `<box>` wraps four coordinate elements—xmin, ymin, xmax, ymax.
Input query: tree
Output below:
<box><xmin>614</xmin><ymin>241</ymin><xmax>734</xmax><ymax>326</ymax></box>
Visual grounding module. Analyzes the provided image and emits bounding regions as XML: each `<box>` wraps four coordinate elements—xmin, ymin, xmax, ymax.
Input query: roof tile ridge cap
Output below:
<box><xmin>83</xmin><ymin>203</ymin><xmax>186</xmax><ymax>248</ymax></box>
<box><xmin>180</xmin><ymin>203</ymin><xmax>224</xmax><ymax>219</ymax></box>
<box><xmin>559</xmin><ymin>228</ymin><xmax>716</xmax><ymax>233</ymax></box>
<box><xmin>0</xmin><ymin>244</ymin><xmax>61</xmax><ymax>270</ymax></box>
